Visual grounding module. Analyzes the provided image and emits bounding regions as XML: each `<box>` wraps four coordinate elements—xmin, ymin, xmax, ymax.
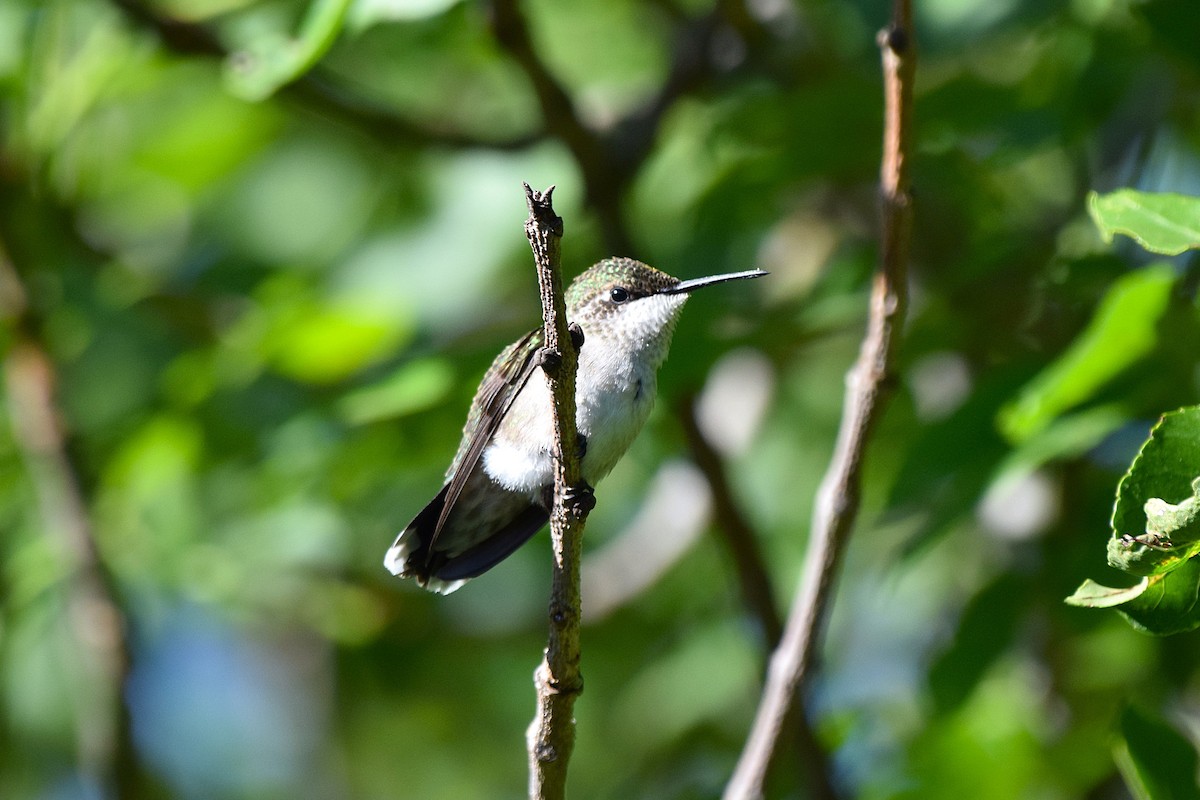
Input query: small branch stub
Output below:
<box><xmin>877</xmin><ymin>23</ymin><xmax>908</xmax><ymax>54</ymax></box>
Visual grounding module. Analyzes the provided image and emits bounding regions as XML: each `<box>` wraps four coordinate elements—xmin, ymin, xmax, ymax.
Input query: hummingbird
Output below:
<box><xmin>384</xmin><ymin>257</ymin><xmax>766</xmax><ymax>593</ymax></box>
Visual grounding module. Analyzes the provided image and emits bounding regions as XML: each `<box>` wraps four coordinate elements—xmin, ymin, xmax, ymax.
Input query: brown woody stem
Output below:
<box><xmin>722</xmin><ymin>1</ymin><xmax>915</xmax><ymax>797</ymax></box>
<box><xmin>523</xmin><ymin>183</ymin><xmax>590</xmax><ymax>800</ymax></box>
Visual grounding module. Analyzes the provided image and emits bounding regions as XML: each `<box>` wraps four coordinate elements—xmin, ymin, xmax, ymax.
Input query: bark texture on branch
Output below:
<box><xmin>523</xmin><ymin>184</ymin><xmax>590</xmax><ymax>800</ymax></box>
<box><xmin>723</xmin><ymin>2</ymin><xmax>916</xmax><ymax>797</ymax></box>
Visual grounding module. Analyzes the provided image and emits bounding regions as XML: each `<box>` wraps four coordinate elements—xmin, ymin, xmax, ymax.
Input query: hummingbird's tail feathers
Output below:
<box><xmin>432</xmin><ymin>504</ymin><xmax>549</xmax><ymax>582</ymax></box>
<box><xmin>419</xmin><ymin>575</ymin><xmax>469</xmax><ymax>595</ymax></box>
<box><xmin>383</xmin><ymin>483</ymin><xmax>550</xmax><ymax>593</ymax></box>
<box><xmin>383</xmin><ymin>483</ymin><xmax>449</xmax><ymax>579</ymax></box>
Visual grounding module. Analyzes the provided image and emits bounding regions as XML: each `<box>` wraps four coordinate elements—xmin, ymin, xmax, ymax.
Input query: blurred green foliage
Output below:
<box><xmin>2</xmin><ymin>0</ymin><xmax>1200</xmax><ymax>798</ymax></box>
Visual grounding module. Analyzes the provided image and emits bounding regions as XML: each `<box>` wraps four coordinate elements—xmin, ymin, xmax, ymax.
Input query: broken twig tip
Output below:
<box><xmin>523</xmin><ymin>182</ymin><xmax>556</xmax><ymax>205</ymax></box>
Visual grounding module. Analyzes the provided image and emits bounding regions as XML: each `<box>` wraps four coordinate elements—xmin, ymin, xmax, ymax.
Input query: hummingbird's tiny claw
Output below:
<box><xmin>565</xmin><ymin>481</ymin><xmax>596</xmax><ymax>518</ymax></box>
<box><xmin>569</xmin><ymin>322</ymin><xmax>585</xmax><ymax>351</ymax></box>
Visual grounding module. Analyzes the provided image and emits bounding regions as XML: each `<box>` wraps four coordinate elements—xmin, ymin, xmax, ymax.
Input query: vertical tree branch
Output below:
<box><xmin>723</xmin><ymin>2</ymin><xmax>916</xmax><ymax>798</ymax></box>
<box><xmin>0</xmin><ymin>241</ymin><xmax>142</xmax><ymax>796</ymax></box>
<box><xmin>523</xmin><ymin>183</ymin><xmax>592</xmax><ymax>800</ymax></box>
<box><xmin>677</xmin><ymin>394</ymin><xmax>838</xmax><ymax>800</ymax></box>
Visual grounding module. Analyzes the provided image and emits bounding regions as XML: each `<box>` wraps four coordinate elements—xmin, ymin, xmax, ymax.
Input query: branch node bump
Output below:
<box><xmin>535</xmin><ymin>742</ymin><xmax>558</xmax><ymax>763</ymax></box>
<box><xmin>523</xmin><ymin>182</ymin><xmax>563</xmax><ymax>236</ymax></box>
<box><xmin>537</xmin><ymin>346</ymin><xmax>563</xmax><ymax>373</ymax></box>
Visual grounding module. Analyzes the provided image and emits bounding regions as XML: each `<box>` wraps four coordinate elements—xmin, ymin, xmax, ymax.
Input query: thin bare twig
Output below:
<box><xmin>677</xmin><ymin>394</ymin><xmax>838</xmax><ymax>799</ymax></box>
<box><xmin>723</xmin><ymin>2</ymin><xmax>916</xmax><ymax>797</ymax></box>
<box><xmin>523</xmin><ymin>184</ymin><xmax>591</xmax><ymax>800</ymax></box>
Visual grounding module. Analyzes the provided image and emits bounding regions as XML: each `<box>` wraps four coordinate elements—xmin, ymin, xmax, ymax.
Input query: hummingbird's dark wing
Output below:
<box><xmin>432</xmin><ymin>503</ymin><xmax>550</xmax><ymax>581</ymax></box>
<box><xmin>427</xmin><ymin>327</ymin><xmax>544</xmax><ymax>561</ymax></box>
<box><xmin>395</xmin><ymin>469</ymin><xmax>549</xmax><ymax>588</ymax></box>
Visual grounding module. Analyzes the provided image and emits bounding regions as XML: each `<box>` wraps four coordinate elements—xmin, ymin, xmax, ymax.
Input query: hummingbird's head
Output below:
<box><xmin>565</xmin><ymin>258</ymin><xmax>766</xmax><ymax>362</ymax></box>
<box><xmin>565</xmin><ymin>258</ymin><xmax>689</xmax><ymax>356</ymax></box>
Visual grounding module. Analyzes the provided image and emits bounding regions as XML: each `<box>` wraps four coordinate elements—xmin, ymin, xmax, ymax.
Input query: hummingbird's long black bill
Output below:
<box><xmin>657</xmin><ymin>269</ymin><xmax>768</xmax><ymax>295</ymax></box>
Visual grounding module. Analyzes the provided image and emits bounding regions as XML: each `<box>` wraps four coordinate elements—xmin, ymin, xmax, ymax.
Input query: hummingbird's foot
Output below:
<box><xmin>569</xmin><ymin>322</ymin><xmax>585</xmax><ymax>351</ymax></box>
<box><xmin>536</xmin><ymin>346</ymin><xmax>562</xmax><ymax>374</ymax></box>
<box><xmin>564</xmin><ymin>481</ymin><xmax>596</xmax><ymax>518</ymax></box>
<box><xmin>538</xmin><ymin>481</ymin><xmax>596</xmax><ymax>518</ymax></box>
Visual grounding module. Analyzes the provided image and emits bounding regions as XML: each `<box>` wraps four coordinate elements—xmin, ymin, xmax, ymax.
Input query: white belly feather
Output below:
<box><xmin>482</xmin><ymin>340</ymin><xmax>657</xmax><ymax>496</ymax></box>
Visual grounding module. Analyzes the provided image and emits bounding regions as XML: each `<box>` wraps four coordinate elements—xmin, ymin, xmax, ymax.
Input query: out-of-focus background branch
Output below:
<box><xmin>725</xmin><ymin>1</ymin><xmax>914</xmax><ymax>795</ymax></box>
<box><xmin>0</xmin><ymin>235</ymin><xmax>149</xmax><ymax>796</ymax></box>
<box><xmin>3</xmin><ymin>0</ymin><xmax>1200</xmax><ymax>797</ymax></box>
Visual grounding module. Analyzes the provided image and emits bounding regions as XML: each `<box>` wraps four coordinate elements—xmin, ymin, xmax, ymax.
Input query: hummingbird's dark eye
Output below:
<box><xmin>610</xmin><ymin>286</ymin><xmax>630</xmax><ymax>304</ymax></box>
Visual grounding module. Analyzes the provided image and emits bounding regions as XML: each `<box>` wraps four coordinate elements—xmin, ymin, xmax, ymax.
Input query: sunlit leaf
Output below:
<box><xmin>1065</xmin><ymin>577</ymin><xmax>1150</xmax><ymax>609</ymax></box>
<box><xmin>1088</xmin><ymin>190</ymin><xmax>1200</xmax><ymax>256</ymax></box>
<box><xmin>269</xmin><ymin>305</ymin><xmax>410</xmax><ymax>384</ymax></box>
<box><xmin>224</xmin><ymin>0</ymin><xmax>353</xmax><ymax>101</ymax></box>
<box><xmin>1067</xmin><ymin>407</ymin><xmax>1200</xmax><ymax>635</ymax></box>
<box><xmin>1108</xmin><ymin>475</ymin><xmax>1200</xmax><ymax>577</ymax></box>
<box><xmin>349</xmin><ymin>0</ymin><xmax>465</xmax><ymax>30</ymax></box>
<box><xmin>1116</xmin><ymin>558</ymin><xmax>1200</xmax><ymax>636</ymax></box>
<box><xmin>1000</xmin><ymin>265</ymin><xmax>1175</xmax><ymax>442</ymax></box>
<box><xmin>1113</xmin><ymin>408</ymin><xmax>1200</xmax><ymax>552</ymax></box>
<box><xmin>249</xmin><ymin>276</ymin><xmax>416</xmax><ymax>384</ymax></box>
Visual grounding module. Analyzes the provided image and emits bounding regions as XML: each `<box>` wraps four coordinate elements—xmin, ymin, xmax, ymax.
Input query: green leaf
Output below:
<box><xmin>1065</xmin><ymin>577</ymin><xmax>1150</xmax><ymax>608</ymax></box>
<box><xmin>1066</xmin><ymin>407</ymin><xmax>1200</xmax><ymax>634</ymax></box>
<box><xmin>1113</xmin><ymin>408</ymin><xmax>1200</xmax><ymax>553</ymax></box>
<box><xmin>928</xmin><ymin>573</ymin><xmax>1028</xmax><ymax>714</ymax></box>
<box><xmin>997</xmin><ymin>405</ymin><xmax>1127</xmax><ymax>475</ymax></box>
<box><xmin>349</xmin><ymin>0</ymin><xmax>464</xmax><ymax>30</ymax></box>
<box><xmin>1116</xmin><ymin>705</ymin><xmax>1200</xmax><ymax>800</ymax></box>
<box><xmin>268</xmin><ymin>304</ymin><xmax>408</xmax><ymax>384</ymax></box>
<box><xmin>1109</xmin><ymin>476</ymin><xmax>1200</xmax><ymax>576</ymax></box>
<box><xmin>1088</xmin><ymin>190</ymin><xmax>1200</xmax><ymax>256</ymax></box>
<box><xmin>1116</xmin><ymin>558</ymin><xmax>1200</xmax><ymax>636</ymax></box>
<box><xmin>1000</xmin><ymin>265</ymin><xmax>1176</xmax><ymax>442</ymax></box>
<box><xmin>224</xmin><ymin>0</ymin><xmax>353</xmax><ymax>101</ymax></box>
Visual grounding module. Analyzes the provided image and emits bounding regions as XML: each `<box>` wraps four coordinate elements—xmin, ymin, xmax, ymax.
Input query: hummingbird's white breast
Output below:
<box><xmin>482</xmin><ymin>293</ymin><xmax>687</xmax><ymax>498</ymax></box>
